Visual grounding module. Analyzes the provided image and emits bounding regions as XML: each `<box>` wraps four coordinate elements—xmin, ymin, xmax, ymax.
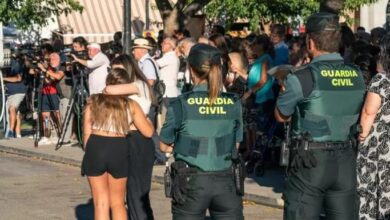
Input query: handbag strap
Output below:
<box><xmin>145</xmin><ymin>58</ymin><xmax>160</xmax><ymax>81</ymax></box>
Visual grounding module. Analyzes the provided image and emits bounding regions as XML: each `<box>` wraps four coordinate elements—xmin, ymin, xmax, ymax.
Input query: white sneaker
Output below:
<box><xmin>38</xmin><ymin>137</ymin><xmax>53</xmax><ymax>145</ymax></box>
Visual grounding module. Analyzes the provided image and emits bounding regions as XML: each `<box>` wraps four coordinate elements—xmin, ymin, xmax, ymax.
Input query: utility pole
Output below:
<box><xmin>0</xmin><ymin>22</ymin><xmax>3</xmax><ymax>67</ymax></box>
<box><xmin>145</xmin><ymin>0</ymin><xmax>150</xmax><ymax>30</ymax></box>
<box><xmin>123</xmin><ymin>0</ymin><xmax>132</xmax><ymax>55</ymax></box>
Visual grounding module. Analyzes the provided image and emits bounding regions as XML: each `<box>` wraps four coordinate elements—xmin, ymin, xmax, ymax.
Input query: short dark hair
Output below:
<box><xmin>370</xmin><ymin>27</ymin><xmax>386</xmax><ymax>46</ymax></box>
<box><xmin>212</xmin><ymin>25</ymin><xmax>225</xmax><ymax>35</ymax></box>
<box><xmin>72</xmin><ymin>36</ymin><xmax>88</xmax><ymax>48</ymax></box>
<box><xmin>271</xmin><ymin>24</ymin><xmax>286</xmax><ymax>37</ymax></box>
<box><xmin>357</xmin><ymin>26</ymin><xmax>365</xmax><ymax>32</ymax></box>
<box><xmin>40</xmin><ymin>43</ymin><xmax>54</xmax><ymax>54</ymax></box>
<box><xmin>308</xmin><ymin>23</ymin><xmax>341</xmax><ymax>53</ymax></box>
<box><xmin>113</xmin><ymin>32</ymin><xmax>122</xmax><ymax>42</ymax></box>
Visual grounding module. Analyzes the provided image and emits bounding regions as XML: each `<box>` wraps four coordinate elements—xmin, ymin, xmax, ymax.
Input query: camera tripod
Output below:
<box><xmin>55</xmin><ymin>66</ymin><xmax>88</xmax><ymax>150</ymax></box>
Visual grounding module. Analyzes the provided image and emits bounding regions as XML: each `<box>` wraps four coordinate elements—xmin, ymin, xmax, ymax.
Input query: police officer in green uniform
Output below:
<box><xmin>274</xmin><ymin>12</ymin><xmax>366</xmax><ymax>220</ymax></box>
<box><xmin>159</xmin><ymin>43</ymin><xmax>244</xmax><ymax>220</ymax></box>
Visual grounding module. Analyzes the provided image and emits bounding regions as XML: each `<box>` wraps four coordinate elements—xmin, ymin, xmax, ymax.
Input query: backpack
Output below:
<box><xmin>146</xmin><ymin>58</ymin><xmax>166</xmax><ymax>108</ymax></box>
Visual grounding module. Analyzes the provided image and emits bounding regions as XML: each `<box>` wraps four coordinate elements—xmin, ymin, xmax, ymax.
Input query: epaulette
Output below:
<box><xmin>291</xmin><ymin>64</ymin><xmax>311</xmax><ymax>75</ymax></box>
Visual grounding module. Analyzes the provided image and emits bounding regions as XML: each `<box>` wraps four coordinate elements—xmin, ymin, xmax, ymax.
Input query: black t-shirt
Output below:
<box><xmin>6</xmin><ymin>59</ymin><xmax>27</xmax><ymax>95</ymax></box>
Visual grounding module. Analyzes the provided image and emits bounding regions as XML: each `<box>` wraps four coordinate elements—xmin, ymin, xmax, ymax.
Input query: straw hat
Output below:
<box><xmin>132</xmin><ymin>38</ymin><xmax>153</xmax><ymax>50</ymax></box>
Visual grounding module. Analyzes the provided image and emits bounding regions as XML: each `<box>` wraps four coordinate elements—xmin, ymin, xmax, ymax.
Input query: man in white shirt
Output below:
<box><xmin>156</xmin><ymin>37</ymin><xmax>180</xmax><ymax>100</ymax></box>
<box><xmin>72</xmin><ymin>42</ymin><xmax>110</xmax><ymax>95</ymax></box>
<box><xmin>156</xmin><ymin>37</ymin><xmax>180</xmax><ymax>136</ymax></box>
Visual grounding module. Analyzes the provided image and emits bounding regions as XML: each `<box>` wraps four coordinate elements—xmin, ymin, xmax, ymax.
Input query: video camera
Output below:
<box><xmin>21</xmin><ymin>50</ymin><xmax>44</xmax><ymax>70</ymax></box>
<box><xmin>62</xmin><ymin>49</ymin><xmax>89</xmax><ymax>77</ymax></box>
<box><xmin>64</xmin><ymin>49</ymin><xmax>88</xmax><ymax>62</ymax></box>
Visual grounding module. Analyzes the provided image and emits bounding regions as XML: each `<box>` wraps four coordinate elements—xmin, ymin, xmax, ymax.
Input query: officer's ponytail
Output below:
<box><xmin>190</xmin><ymin>60</ymin><xmax>223</xmax><ymax>105</ymax></box>
<box><xmin>187</xmin><ymin>43</ymin><xmax>223</xmax><ymax>104</ymax></box>
<box><xmin>207</xmin><ymin>64</ymin><xmax>223</xmax><ymax>105</ymax></box>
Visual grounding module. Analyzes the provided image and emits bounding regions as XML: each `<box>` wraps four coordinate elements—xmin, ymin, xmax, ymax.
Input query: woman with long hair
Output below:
<box><xmin>209</xmin><ymin>33</ymin><xmax>230</xmax><ymax>80</ymax></box>
<box><xmin>82</xmin><ymin>68</ymin><xmax>154</xmax><ymax>220</ymax></box>
<box><xmin>105</xmin><ymin>55</ymin><xmax>152</xmax><ymax>114</ymax></box>
<box><xmin>104</xmin><ymin>54</ymin><xmax>156</xmax><ymax>220</ymax></box>
<box><xmin>357</xmin><ymin>34</ymin><xmax>390</xmax><ymax>220</ymax></box>
<box><xmin>241</xmin><ymin>35</ymin><xmax>275</xmax><ymax>175</ymax></box>
<box><xmin>159</xmin><ymin>43</ymin><xmax>244</xmax><ymax>219</ymax></box>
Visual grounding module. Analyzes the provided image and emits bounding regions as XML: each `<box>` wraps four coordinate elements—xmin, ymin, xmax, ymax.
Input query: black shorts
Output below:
<box><xmin>82</xmin><ymin>134</ymin><xmax>128</xmax><ymax>178</ymax></box>
<box><xmin>41</xmin><ymin>94</ymin><xmax>60</xmax><ymax>111</ymax></box>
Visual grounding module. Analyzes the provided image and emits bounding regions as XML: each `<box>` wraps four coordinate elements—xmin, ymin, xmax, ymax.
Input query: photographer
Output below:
<box><xmin>72</xmin><ymin>37</ymin><xmax>88</xmax><ymax>52</ymax></box>
<box><xmin>54</xmin><ymin>37</ymin><xmax>88</xmax><ymax>146</ymax></box>
<box><xmin>67</xmin><ymin>37</ymin><xmax>88</xmax><ymax>77</ymax></box>
<box><xmin>4</xmin><ymin>52</ymin><xmax>28</xmax><ymax>138</ymax></box>
<box><xmin>71</xmin><ymin>42</ymin><xmax>110</xmax><ymax>95</ymax></box>
<box><xmin>30</xmin><ymin>52</ymin><xmax>64</xmax><ymax>145</ymax></box>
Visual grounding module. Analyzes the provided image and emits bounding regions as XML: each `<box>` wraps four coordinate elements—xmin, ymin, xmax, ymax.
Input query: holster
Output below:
<box><xmin>232</xmin><ymin>154</ymin><xmax>245</xmax><ymax>196</ymax></box>
<box><xmin>164</xmin><ymin>165</ymin><xmax>172</xmax><ymax>198</ymax></box>
<box><xmin>280</xmin><ymin>122</ymin><xmax>291</xmax><ymax>167</ymax></box>
<box><xmin>288</xmin><ymin>138</ymin><xmax>318</xmax><ymax>174</ymax></box>
<box><xmin>350</xmin><ymin>124</ymin><xmax>362</xmax><ymax>153</ymax></box>
<box><xmin>170</xmin><ymin>161</ymin><xmax>197</xmax><ymax>205</ymax></box>
<box><xmin>280</xmin><ymin>141</ymin><xmax>290</xmax><ymax>167</ymax></box>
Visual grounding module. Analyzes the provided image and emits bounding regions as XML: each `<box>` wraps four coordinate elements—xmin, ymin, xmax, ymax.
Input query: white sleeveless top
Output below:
<box><xmin>129</xmin><ymin>80</ymin><xmax>151</xmax><ymax>114</ymax></box>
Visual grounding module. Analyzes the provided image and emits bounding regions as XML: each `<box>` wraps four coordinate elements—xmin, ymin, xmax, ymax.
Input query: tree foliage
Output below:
<box><xmin>344</xmin><ymin>0</ymin><xmax>379</xmax><ymax>9</ymax></box>
<box><xmin>205</xmin><ymin>0</ymin><xmax>379</xmax><ymax>30</ymax></box>
<box><xmin>0</xmin><ymin>0</ymin><xmax>83</xmax><ymax>30</ymax></box>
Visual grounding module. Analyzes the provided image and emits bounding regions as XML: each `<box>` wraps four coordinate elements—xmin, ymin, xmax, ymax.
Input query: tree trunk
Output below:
<box><xmin>155</xmin><ymin>0</ymin><xmax>173</xmax><ymax>21</ymax></box>
<box><xmin>156</xmin><ymin>0</ymin><xmax>211</xmax><ymax>34</ymax></box>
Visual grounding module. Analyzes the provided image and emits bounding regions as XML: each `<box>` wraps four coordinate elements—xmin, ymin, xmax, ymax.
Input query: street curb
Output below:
<box><xmin>0</xmin><ymin>144</ymin><xmax>284</xmax><ymax>209</ymax></box>
<box><xmin>0</xmin><ymin>145</ymin><xmax>81</xmax><ymax>167</ymax></box>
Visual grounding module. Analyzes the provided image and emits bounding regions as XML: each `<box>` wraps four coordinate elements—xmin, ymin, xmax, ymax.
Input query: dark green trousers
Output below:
<box><xmin>283</xmin><ymin>147</ymin><xmax>358</xmax><ymax>220</ymax></box>
<box><xmin>172</xmin><ymin>173</ymin><xmax>244</xmax><ymax>220</ymax></box>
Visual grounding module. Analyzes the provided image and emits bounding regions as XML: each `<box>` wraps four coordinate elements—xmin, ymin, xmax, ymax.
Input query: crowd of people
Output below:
<box><xmin>1</xmin><ymin>9</ymin><xmax>389</xmax><ymax>220</ymax></box>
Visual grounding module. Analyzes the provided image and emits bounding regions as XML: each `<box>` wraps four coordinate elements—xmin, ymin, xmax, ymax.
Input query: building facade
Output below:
<box><xmin>360</xmin><ymin>0</ymin><xmax>389</xmax><ymax>31</ymax></box>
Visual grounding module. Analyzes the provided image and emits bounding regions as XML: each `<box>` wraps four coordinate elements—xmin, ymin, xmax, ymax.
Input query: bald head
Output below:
<box><xmin>50</xmin><ymin>53</ymin><xmax>61</xmax><ymax>68</ymax></box>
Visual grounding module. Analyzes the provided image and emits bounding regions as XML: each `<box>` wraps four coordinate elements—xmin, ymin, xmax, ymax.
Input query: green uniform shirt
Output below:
<box><xmin>160</xmin><ymin>83</ymin><xmax>243</xmax><ymax>146</ymax></box>
<box><xmin>276</xmin><ymin>53</ymin><xmax>344</xmax><ymax>117</ymax></box>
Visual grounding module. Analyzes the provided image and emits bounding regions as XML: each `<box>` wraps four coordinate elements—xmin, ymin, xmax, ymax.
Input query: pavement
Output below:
<box><xmin>0</xmin><ymin>137</ymin><xmax>285</xmax><ymax>209</ymax></box>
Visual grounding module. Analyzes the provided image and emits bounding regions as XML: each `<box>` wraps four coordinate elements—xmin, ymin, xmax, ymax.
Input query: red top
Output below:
<box><xmin>42</xmin><ymin>84</ymin><xmax>57</xmax><ymax>95</ymax></box>
<box><xmin>42</xmin><ymin>67</ymin><xmax>58</xmax><ymax>95</ymax></box>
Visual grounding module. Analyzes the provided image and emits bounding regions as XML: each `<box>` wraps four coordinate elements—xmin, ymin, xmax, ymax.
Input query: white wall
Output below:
<box><xmin>360</xmin><ymin>0</ymin><xmax>388</xmax><ymax>31</ymax></box>
<box><xmin>40</xmin><ymin>15</ymin><xmax>59</xmax><ymax>40</ymax></box>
